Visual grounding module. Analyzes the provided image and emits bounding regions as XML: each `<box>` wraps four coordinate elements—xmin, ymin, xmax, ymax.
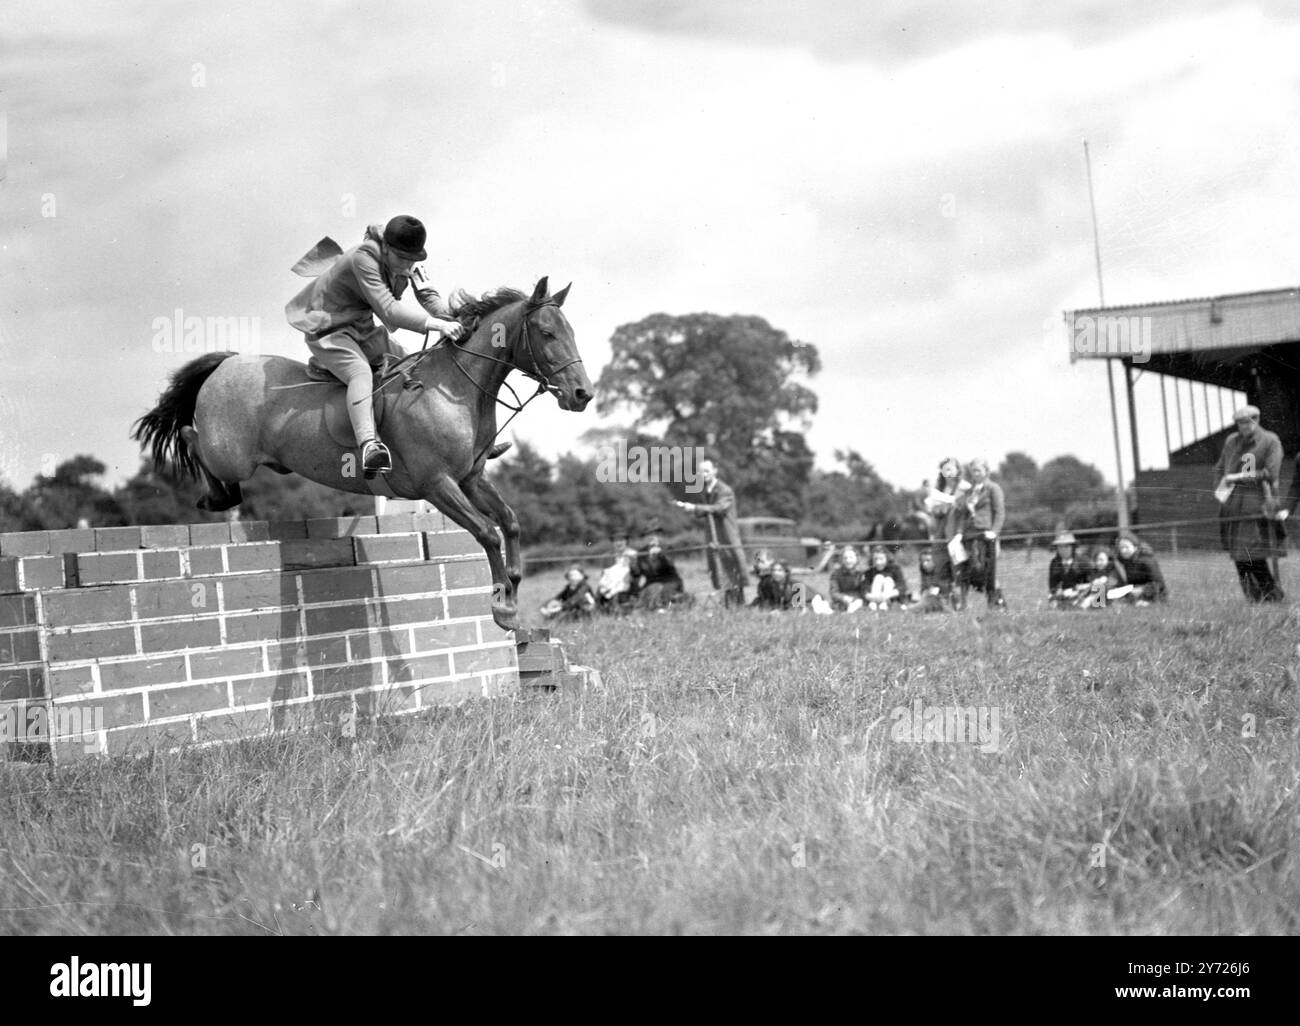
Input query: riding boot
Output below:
<box><xmin>361</xmin><ymin>439</ymin><xmax>393</xmax><ymax>478</ymax></box>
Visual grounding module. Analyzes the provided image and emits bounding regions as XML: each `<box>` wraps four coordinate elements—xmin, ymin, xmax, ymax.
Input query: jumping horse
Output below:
<box><xmin>133</xmin><ymin>277</ymin><xmax>593</xmax><ymax>631</ymax></box>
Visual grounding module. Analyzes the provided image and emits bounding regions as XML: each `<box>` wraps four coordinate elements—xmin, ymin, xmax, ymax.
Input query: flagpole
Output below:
<box><xmin>1084</xmin><ymin>138</ymin><xmax>1130</xmax><ymax>530</ymax></box>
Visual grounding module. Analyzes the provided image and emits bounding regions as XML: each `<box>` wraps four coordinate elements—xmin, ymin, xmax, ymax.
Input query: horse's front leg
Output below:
<box><xmin>420</xmin><ymin>474</ymin><xmax>518</xmax><ymax>631</ymax></box>
<box><xmin>461</xmin><ymin>472</ymin><xmax>522</xmax><ymax>595</ymax></box>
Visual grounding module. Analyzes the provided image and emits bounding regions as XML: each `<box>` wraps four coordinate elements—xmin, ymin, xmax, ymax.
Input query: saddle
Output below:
<box><xmin>308</xmin><ymin>354</ymin><xmax>419</xmax><ymax>450</ymax></box>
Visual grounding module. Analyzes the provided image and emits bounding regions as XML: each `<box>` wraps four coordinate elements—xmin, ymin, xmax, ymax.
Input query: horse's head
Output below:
<box><xmin>515</xmin><ymin>277</ymin><xmax>592</xmax><ymax>412</ymax></box>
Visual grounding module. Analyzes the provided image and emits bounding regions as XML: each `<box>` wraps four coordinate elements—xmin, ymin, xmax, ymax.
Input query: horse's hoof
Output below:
<box><xmin>492</xmin><ymin>605</ymin><xmax>521</xmax><ymax>632</ymax></box>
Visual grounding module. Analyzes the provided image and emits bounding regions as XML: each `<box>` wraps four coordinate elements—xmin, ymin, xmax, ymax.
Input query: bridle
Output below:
<box><xmin>367</xmin><ymin>298</ymin><xmax>584</xmax><ymax>465</ymax></box>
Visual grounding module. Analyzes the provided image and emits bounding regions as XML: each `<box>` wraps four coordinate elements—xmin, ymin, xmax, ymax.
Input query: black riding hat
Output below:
<box><xmin>383</xmin><ymin>215</ymin><xmax>428</xmax><ymax>261</ymax></box>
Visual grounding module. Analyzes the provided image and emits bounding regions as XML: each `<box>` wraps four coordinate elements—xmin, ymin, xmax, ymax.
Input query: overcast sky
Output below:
<box><xmin>3</xmin><ymin>0</ymin><xmax>1298</xmax><ymax>497</ymax></box>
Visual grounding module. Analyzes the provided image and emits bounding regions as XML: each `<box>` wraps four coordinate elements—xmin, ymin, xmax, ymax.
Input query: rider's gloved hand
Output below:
<box><xmin>426</xmin><ymin>316</ymin><xmax>463</xmax><ymax>341</ymax></box>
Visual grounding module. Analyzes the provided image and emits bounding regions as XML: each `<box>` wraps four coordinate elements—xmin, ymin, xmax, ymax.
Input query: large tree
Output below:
<box><xmin>596</xmin><ymin>312</ymin><xmax>820</xmax><ymax>515</ymax></box>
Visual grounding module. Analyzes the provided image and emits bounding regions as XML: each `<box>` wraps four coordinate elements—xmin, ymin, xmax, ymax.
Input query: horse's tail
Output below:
<box><xmin>131</xmin><ymin>352</ymin><xmax>237</xmax><ymax>480</ymax></box>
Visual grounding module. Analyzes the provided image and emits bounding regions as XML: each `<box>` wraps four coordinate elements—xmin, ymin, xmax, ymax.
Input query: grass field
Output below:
<box><xmin>2</xmin><ymin>550</ymin><xmax>1298</xmax><ymax>935</ymax></box>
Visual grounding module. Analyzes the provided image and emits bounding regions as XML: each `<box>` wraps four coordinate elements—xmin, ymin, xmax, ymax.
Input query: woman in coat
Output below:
<box><xmin>1114</xmin><ymin>531</ymin><xmax>1167</xmax><ymax>603</ymax></box>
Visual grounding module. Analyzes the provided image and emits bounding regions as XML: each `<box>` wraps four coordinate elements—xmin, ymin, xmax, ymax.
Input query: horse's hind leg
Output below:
<box><xmin>181</xmin><ymin>423</ymin><xmax>245</xmax><ymax>512</ymax></box>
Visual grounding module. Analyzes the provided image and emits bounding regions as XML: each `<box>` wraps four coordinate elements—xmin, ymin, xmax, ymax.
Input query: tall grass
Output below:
<box><xmin>2</xmin><ymin>553</ymin><xmax>1297</xmax><ymax>934</ymax></box>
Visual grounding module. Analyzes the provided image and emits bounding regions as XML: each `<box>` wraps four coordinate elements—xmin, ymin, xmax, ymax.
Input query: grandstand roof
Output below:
<box><xmin>1064</xmin><ymin>285</ymin><xmax>1300</xmax><ymax>363</ymax></box>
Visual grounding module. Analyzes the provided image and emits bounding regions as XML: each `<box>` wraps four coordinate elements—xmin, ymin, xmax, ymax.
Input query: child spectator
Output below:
<box><xmin>910</xmin><ymin>548</ymin><xmax>949</xmax><ymax>613</ymax></box>
<box><xmin>755</xmin><ymin>561</ymin><xmax>800</xmax><ymax>611</ymax></box>
<box><xmin>540</xmin><ymin>564</ymin><xmax>597</xmax><ymax>622</ymax></box>
<box><xmin>1114</xmin><ymin>531</ymin><xmax>1167</xmax><ymax>604</ymax></box>
<box><xmin>864</xmin><ymin>546</ymin><xmax>907</xmax><ymax>611</ymax></box>
<box><xmin>829</xmin><ymin>545</ymin><xmax>866</xmax><ymax>613</ymax></box>
<box><xmin>749</xmin><ymin>549</ymin><xmax>776</xmax><ymax>607</ymax></box>
<box><xmin>1077</xmin><ymin>548</ymin><xmax>1128</xmax><ymax>609</ymax></box>
<box><xmin>634</xmin><ymin>530</ymin><xmax>685</xmax><ymax>610</ymax></box>
<box><xmin>597</xmin><ymin>545</ymin><xmax>640</xmax><ymax>613</ymax></box>
<box><xmin>1047</xmin><ymin>531</ymin><xmax>1091</xmax><ymax>607</ymax></box>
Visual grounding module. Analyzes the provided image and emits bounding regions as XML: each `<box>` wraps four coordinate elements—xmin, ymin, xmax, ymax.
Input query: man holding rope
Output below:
<box><xmin>675</xmin><ymin>458</ymin><xmax>749</xmax><ymax>607</ymax></box>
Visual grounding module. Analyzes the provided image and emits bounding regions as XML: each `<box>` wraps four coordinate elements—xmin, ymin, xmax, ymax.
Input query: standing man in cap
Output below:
<box><xmin>675</xmin><ymin>458</ymin><xmax>749</xmax><ymax>607</ymax></box>
<box><xmin>286</xmin><ymin>215</ymin><xmax>488</xmax><ymax>478</ymax></box>
<box><xmin>1215</xmin><ymin>405</ymin><xmax>1286</xmax><ymax>602</ymax></box>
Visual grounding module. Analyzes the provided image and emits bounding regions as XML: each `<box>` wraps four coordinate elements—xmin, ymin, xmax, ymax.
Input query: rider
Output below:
<box><xmin>286</xmin><ymin>214</ymin><xmax>503</xmax><ymax>477</ymax></box>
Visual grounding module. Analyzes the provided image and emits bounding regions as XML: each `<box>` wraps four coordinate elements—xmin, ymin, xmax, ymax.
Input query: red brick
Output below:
<box><xmin>0</xmin><ymin>559</ymin><xmax>23</xmax><ymax>594</ymax></box>
<box><xmin>348</xmin><ymin>628</ymin><xmax>413</xmax><ymax>661</ymax></box>
<box><xmin>306</xmin><ymin>516</ymin><xmax>378</xmax><ymax>538</ymax></box>
<box><xmin>411</xmin><ymin>620</ymin><xmax>480</xmax><ymax>652</ymax></box>
<box><xmin>42</xmin><ymin>587</ymin><xmax>133</xmax><ymax>627</ymax></box>
<box><xmin>141</xmin><ymin>550</ymin><xmax>184</xmax><ymax>580</ymax></box>
<box><xmin>314</xmin><ymin>661</ymin><xmax>385</xmax><ymax>694</ymax></box>
<box><xmin>356</xmin><ymin>684</ymin><xmax>419</xmax><ymax>718</ymax></box>
<box><xmin>412</xmin><ymin>512</ymin><xmax>444</xmax><ymax>532</ymax></box>
<box><xmin>0</xmin><ymin>531</ymin><xmax>50</xmax><ymax>557</ymax></box>
<box><xmin>229</xmin><ymin>520</ymin><xmax>271</xmax><ymax>543</ymax></box>
<box><xmin>189</xmin><ymin>522</ymin><xmax>232</xmax><ymax>546</ymax></box>
<box><xmin>0</xmin><ymin>665</ymin><xmax>43</xmax><ymax>701</ymax></box>
<box><xmin>281</xmin><ymin>538</ymin><xmax>354</xmax><ymax>570</ymax></box>
<box><xmin>132</xmin><ymin>579</ymin><xmax>202</xmax><ymax>620</ymax></box>
<box><xmin>76</xmin><ymin>551</ymin><xmax>140</xmax><ymax>586</ymax></box>
<box><xmin>265</xmin><ymin>640</ymin><xmax>307</xmax><ymax>672</ymax></box>
<box><xmin>299</xmin><ymin>566</ymin><xmax>374</xmax><ymax>604</ymax></box>
<box><xmin>95</xmin><ymin>526</ymin><xmax>143</xmax><ymax>552</ymax></box>
<box><xmin>372</xmin><ymin>563</ymin><xmax>443</xmax><ymax>596</ymax></box>
<box><xmin>45</xmin><ymin>626</ymin><xmax>137</xmax><ymax>662</ymax></box>
<box><xmin>453</xmin><ymin>645</ymin><xmax>514</xmax><ymax>675</ymax></box>
<box><xmin>304</xmin><ymin>603</ymin><xmax>372</xmax><ymax>636</ymax></box>
<box><xmin>188</xmin><ymin>647</ymin><xmax>263</xmax><ymax>681</ymax></box>
<box><xmin>411</xmin><ymin>675</ymin><xmax>488</xmax><ymax>707</ymax></box>
<box><xmin>0</xmin><ymin>627</ymin><xmax>41</xmax><ymax>665</ymax></box>
<box><xmin>375</xmin><ymin>514</ymin><xmax>418</xmax><ymax>534</ymax></box>
<box><xmin>45</xmin><ymin>529</ymin><xmax>96</xmax><ymax>555</ymax></box>
<box><xmin>219</xmin><ymin>573</ymin><xmax>297</xmax><ymax>612</ymax></box>
<box><xmin>99</xmin><ymin>655</ymin><xmax>188</xmax><ymax>691</ymax></box>
<box><xmin>51</xmin><ymin>736</ymin><xmax>105</xmax><ymax>764</ymax></box>
<box><xmin>0</xmin><ymin>594</ymin><xmax>37</xmax><ymax>628</ymax></box>
<box><xmin>103</xmin><ymin>720</ymin><xmax>193</xmax><ymax>758</ymax></box>
<box><xmin>57</xmin><ymin>693</ymin><xmax>144</xmax><ymax>730</ymax></box>
<box><xmin>224</xmin><ymin>609</ymin><xmax>300</xmax><ymax>644</ymax></box>
<box><xmin>443</xmin><ymin>560</ymin><xmax>490</xmax><ymax>590</ymax></box>
<box><xmin>194</xmin><ymin>708</ymin><xmax>271</xmax><ymax>743</ymax></box>
<box><xmin>147</xmin><ymin>681</ymin><xmax>231</xmax><ymax>719</ymax></box>
<box><xmin>46</xmin><ymin>663</ymin><xmax>95</xmax><ymax>697</ymax></box>
<box><xmin>266</xmin><ymin>521</ymin><xmax>308</xmax><ymax>541</ymax></box>
<box><xmin>446</xmin><ymin>592</ymin><xmax>491</xmax><ymax>620</ymax></box>
<box><xmin>305</xmin><ymin>636</ymin><xmax>349</xmax><ymax>666</ymax></box>
<box><xmin>185</xmin><ymin>546</ymin><xmax>227</xmax><ymax>576</ymax></box>
<box><xmin>375</xmin><ymin>596</ymin><xmax>447</xmax><ymax>626</ymax></box>
<box><xmin>231</xmin><ymin>671</ymin><xmax>308</xmax><ymax>706</ymax></box>
<box><xmin>354</xmin><ymin>533</ymin><xmax>425</xmax><ymax>565</ymax></box>
<box><xmin>225</xmin><ymin>542</ymin><xmax>283</xmax><ymax>573</ymax></box>
<box><xmin>387</xmin><ymin>652</ymin><xmax>452</xmax><ymax>684</ymax></box>
<box><xmin>424</xmin><ymin>531</ymin><xmax>480</xmax><ymax>559</ymax></box>
<box><xmin>139</xmin><ymin>617</ymin><xmax>223</xmax><ymax>654</ymax></box>
<box><xmin>139</xmin><ymin>525</ymin><xmax>191</xmax><ymax>549</ymax></box>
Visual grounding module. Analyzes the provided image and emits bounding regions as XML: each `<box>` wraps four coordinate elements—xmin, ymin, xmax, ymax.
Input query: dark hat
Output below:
<box><xmin>641</xmin><ymin>517</ymin><xmax>662</xmax><ymax>536</ymax></box>
<box><xmin>382</xmin><ymin>215</ymin><xmax>428</xmax><ymax>261</ymax></box>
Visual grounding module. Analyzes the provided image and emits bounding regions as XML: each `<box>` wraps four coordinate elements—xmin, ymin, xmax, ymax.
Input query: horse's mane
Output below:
<box><xmin>448</xmin><ymin>287</ymin><xmax>528</xmax><ymax>334</ymax></box>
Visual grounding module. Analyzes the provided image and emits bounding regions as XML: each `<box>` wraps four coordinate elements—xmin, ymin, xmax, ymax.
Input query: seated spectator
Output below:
<box><xmin>864</xmin><ymin>546</ymin><xmax>907</xmax><ymax>611</ymax></box>
<box><xmin>635</xmin><ymin>530</ymin><xmax>686</xmax><ymax>611</ymax></box>
<box><xmin>1047</xmin><ymin>531</ymin><xmax>1091</xmax><ymax>607</ymax></box>
<box><xmin>540</xmin><ymin>564</ymin><xmax>597</xmax><ymax>622</ymax></box>
<box><xmin>828</xmin><ymin>545</ymin><xmax>867</xmax><ymax>613</ymax></box>
<box><xmin>909</xmin><ymin>548</ymin><xmax>949</xmax><ymax>613</ymax></box>
<box><xmin>1114</xmin><ymin>531</ymin><xmax>1167</xmax><ymax>604</ymax></box>
<box><xmin>596</xmin><ymin>545</ymin><xmax>640</xmax><ymax>613</ymax></box>
<box><xmin>755</xmin><ymin>561</ymin><xmax>800</xmax><ymax>611</ymax></box>
<box><xmin>1076</xmin><ymin>548</ymin><xmax>1129</xmax><ymax>609</ymax></box>
<box><xmin>749</xmin><ymin>549</ymin><xmax>776</xmax><ymax>607</ymax></box>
